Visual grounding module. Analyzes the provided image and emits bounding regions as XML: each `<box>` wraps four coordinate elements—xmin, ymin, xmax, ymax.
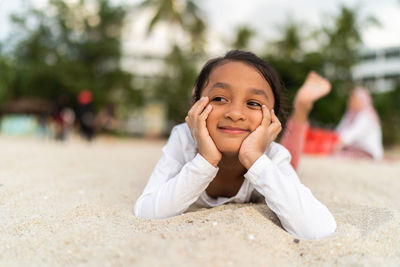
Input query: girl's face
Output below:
<box><xmin>200</xmin><ymin>61</ymin><xmax>275</xmax><ymax>155</ymax></box>
<box><xmin>349</xmin><ymin>91</ymin><xmax>362</xmax><ymax>111</ymax></box>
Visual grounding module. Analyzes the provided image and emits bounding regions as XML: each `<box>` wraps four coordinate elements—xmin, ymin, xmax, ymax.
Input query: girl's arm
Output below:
<box><xmin>244</xmin><ymin>145</ymin><xmax>337</xmax><ymax>240</ymax></box>
<box><xmin>134</xmin><ymin>125</ymin><xmax>219</xmax><ymax>219</ymax></box>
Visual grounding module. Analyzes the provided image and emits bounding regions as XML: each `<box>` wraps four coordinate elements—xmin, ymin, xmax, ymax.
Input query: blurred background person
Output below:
<box><xmin>281</xmin><ymin>74</ymin><xmax>384</xmax><ymax>170</ymax></box>
<box><xmin>76</xmin><ymin>90</ymin><xmax>95</xmax><ymax>141</ymax></box>
<box><xmin>95</xmin><ymin>103</ymin><xmax>120</xmax><ymax>133</ymax></box>
<box><xmin>53</xmin><ymin>95</ymin><xmax>69</xmax><ymax>141</ymax></box>
<box><xmin>334</xmin><ymin>86</ymin><xmax>383</xmax><ymax>160</ymax></box>
<box><xmin>61</xmin><ymin>107</ymin><xmax>76</xmax><ymax>140</ymax></box>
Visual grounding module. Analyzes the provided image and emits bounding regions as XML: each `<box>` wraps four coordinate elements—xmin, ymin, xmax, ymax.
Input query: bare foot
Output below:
<box><xmin>294</xmin><ymin>71</ymin><xmax>331</xmax><ymax>112</ymax></box>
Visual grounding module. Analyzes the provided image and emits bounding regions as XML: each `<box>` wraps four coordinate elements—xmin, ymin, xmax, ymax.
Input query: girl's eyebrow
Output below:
<box><xmin>250</xmin><ymin>88</ymin><xmax>268</xmax><ymax>99</ymax></box>
<box><xmin>210</xmin><ymin>82</ymin><xmax>269</xmax><ymax>100</ymax></box>
<box><xmin>210</xmin><ymin>82</ymin><xmax>231</xmax><ymax>90</ymax></box>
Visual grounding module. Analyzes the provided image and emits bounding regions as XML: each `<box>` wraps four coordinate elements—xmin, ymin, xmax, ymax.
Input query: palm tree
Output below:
<box><xmin>322</xmin><ymin>5</ymin><xmax>379</xmax><ymax>84</ymax></box>
<box><xmin>311</xmin><ymin>5</ymin><xmax>380</xmax><ymax>124</ymax></box>
<box><xmin>232</xmin><ymin>25</ymin><xmax>255</xmax><ymax>50</ymax></box>
<box><xmin>138</xmin><ymin>0</ymin><xmax>206</xmax><ymax>52</ymax></box>
<box><xmin>274</xmin><ymin>20</ymin><xmax>304</xmax><ymax>62</ymax></box>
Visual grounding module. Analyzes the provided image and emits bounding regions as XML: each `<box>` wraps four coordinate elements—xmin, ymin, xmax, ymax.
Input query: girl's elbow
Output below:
<box><xmin>133</xmin><ymin>200</ymin><xmax>166</xmax><ymax>219</ymax></box>
<box><xmin>133</xmin><ymin>199</ymin><xmax>153</xmax><ymax>219</ymax></box>
<box><xmin>310</xmin><ymin>218</ymin><xmax>337</xmax><ymax>239</ymax></box>
<box><xmin>296</xmin><ymin>215</ymin><xmax>337</xmax><ymax>240</ymax></box>
<box><xmin>133</xmin><ymin>203</ymin><xmax>143</xmax><ymax>218</ymax></box>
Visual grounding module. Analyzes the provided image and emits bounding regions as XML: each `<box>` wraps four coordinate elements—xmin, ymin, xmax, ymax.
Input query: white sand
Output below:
<box><xmin>0</xmin><ymin>136</ymin><xmax>399</xmax><ymax>266</ymax></box>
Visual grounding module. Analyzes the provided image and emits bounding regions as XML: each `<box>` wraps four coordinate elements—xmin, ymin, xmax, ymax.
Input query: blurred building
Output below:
<box><xmin>120</xmin><ymin>53</ymin><xmax>167</xmax><ymax>137</ymax></box>
<box><xmin>123</xmin><ymin>102</ymin><xmax>166</xmax><ymax>137</ymax></box>
<box><xmin>352</xmin><ymin>46</ymin><xmax>400</xmax><ymax>93</ymax></box>
<box><xmin>0</xmin><ymin>98</ymin><xmax>55</xmax><ymax>138</ymax></box>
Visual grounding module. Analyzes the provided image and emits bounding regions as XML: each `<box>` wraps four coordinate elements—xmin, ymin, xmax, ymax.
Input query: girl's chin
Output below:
<box><xmin>216</xmin><ymin>145</ymin><xmax>241</xmax><ymax>155</ymax></box>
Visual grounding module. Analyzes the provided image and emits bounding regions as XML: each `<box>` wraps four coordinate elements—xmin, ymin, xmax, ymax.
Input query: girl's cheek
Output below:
<box><xmin>205</xmin><ymin>108</ymin><xmax>214</xmax><ymax>128</ymax></box>
<box><xmin>206</xmin><ymin>106</ymin><xmax>220</xmax><ymax>129</ymax></box>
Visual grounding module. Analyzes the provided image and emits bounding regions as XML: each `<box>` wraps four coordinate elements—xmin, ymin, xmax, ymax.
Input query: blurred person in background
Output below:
<box><xmin>334</xmin><ymin>86</ymin><xmax>383</xmax><ymax>159</ymax></box>
<box><xmin>281</xmin><ymin>76</ymin><xmax>383</xmax><ymax>170</ymax></box>
<box><xmin>53</xmin><ymin>95</ymin><xmax>75</xmax><ymax>141</ymax></box>
<box><xmin>95</xmin><ymin>103</ymin><xmax>120</xmax><ymax>133</ymax></box>
<box><xmin>37</xmin><ymin>111</ymin><xmax>53</xmax><ymax>139</ymax></box>
<box><xmin>61</xmin><ymin>107</ymin><xmax>75</xmax><ymax>139</ymax></box>
<box><xmin>76</xmin><ymin>90</ymin><xmax>96</xmax><ymax>141</ymax></box>
<box><xmin>53</xmin><ymin>95</ymin><xmax>68</xmax><ymax>141</ymax></box>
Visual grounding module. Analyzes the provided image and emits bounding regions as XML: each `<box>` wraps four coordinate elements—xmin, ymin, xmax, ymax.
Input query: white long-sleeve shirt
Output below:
<box><xmin>134</xmin><ymin>123</ymin><xmax>337</xmax><ymax>239</ymax></box>
<box><xmin>336</xmin><ymin>110</ymin><xmax>383</xmax><ymax>160</ymax></box>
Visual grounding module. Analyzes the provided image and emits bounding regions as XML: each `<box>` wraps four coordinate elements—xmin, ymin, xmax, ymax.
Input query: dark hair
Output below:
<box><xmin>192</xmin><ymin>50</ymin><xmax>283</xmax><ymax>118</ymax></box>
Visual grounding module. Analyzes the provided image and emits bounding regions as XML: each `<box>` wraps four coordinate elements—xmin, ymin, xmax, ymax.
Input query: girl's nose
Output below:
<box><xmin>224</xmin><ymin>104</ymin><xmax>246</xmax><ymax>121</ymax></box>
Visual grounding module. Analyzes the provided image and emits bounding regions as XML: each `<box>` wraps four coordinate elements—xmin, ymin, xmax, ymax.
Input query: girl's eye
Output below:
<box><xmin>212</xmin><ymin>97</ymin><xmax>227</xmax><ymax>102</ymax></box>
<box><xmin>247</xmin><ymin>101</ymin><xmax>262</xmax><ymax>108</ymax></box>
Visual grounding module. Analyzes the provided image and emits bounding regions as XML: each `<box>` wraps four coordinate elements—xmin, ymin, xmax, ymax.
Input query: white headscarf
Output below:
<box><xmin>340</xmin><ymin>86</ymin><xmax>380</xmax><ymax>127</ymax></box>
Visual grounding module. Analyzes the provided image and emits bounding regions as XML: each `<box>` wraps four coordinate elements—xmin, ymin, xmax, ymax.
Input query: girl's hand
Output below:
<box><xmin>238</xmin><ymin>106</ymin><xmax>282</xmax><ymax>169</ymax></box>
<box><xmin>185</xmin><ymin>96</ymin><xmax>222</xmax><ymax>167</ymax></box>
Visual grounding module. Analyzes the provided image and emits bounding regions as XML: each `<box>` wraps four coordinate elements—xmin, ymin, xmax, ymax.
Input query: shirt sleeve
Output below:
<box><xmin>134</xmin><ymin>126</ymin><xmax>219</xmax><ymax>219</ymax></box>
<box><xmin>338</xmin><ymin>111</ymin><xmax>371</xmax><ymax>146</ymax></box>
<box><xmin>244</xmin><ymin>150</ymin><xmax>337</xmax><ymax>240</ymax></box>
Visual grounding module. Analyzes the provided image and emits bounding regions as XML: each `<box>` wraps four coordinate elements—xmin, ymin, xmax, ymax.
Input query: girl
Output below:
<box><xmin>134</xmin><ymin>50</ymin><xmax>337</xmax><ymax>240</ymax></box>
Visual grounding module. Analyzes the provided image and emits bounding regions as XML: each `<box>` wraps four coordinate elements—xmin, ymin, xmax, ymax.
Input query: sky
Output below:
<box><xmin>1</xmin><ymin>0</ymin><xmax>399</xmax><ymax>54</ymax></box>
<box><xmin>201</xmin><ymin>0</ymin><xmax>400</xmax><ymax>49</ymax></box>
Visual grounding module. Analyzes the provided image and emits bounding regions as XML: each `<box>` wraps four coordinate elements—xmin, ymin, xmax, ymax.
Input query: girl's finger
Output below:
<box><xmin>270</xmin><ymin>115</ymin><xmax>282</xmax><ymax>132</ymax></box>
<box><xmin>192</xmin><ymin>96</ymin><xmax>209</xmax><ymax>116</ymax></box>
<box><xmin>260</xmin><ymin>105</ymin><xmax>271</xmax><ymax>128</ymax></box>
<box><xmin>267</xmin><ymin>109</ymin><xmax>281</xmax><ymax>132</ymax></box>
<box><xmin>267</xmin><ymin>122</ymin><xmax>282</xmax><ymax>141</ymax></box>
<box><xmin>188</xmin><ymin>98</ymin><xmax>203</xmax><ymax>117</ymax></box>
<box><xmin>270</xmin><ymin>109</ymin><xmax>281</xmax><ymax>126</ymax></box>
<box><xmin>199</xmin><ymin>104</ymin><xmax>212</xmax><ymax>120</ymax></box>
<box><xmin>271</xmin><ymin>109</ymin><xmax>279</xmax><ymax>121</ymax></box>
<box><xmin>188</xmin><ymin>96</ymin><xmax>207</xmax><ymax>117</ymax></box>
<box><xmin>270</xmin><ymin>124</ymin><xmax>282</xmax><ymax>135</ymax></box>
<box><xmin>270</xmin><ymin>123</ymin><xmax>282</xmax><ymax>136</ymax></box>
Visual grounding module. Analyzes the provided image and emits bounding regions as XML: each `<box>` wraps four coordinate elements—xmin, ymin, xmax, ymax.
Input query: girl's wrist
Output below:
<box><xmin>240</xmin><ymin>152</ymin><xmax>263</xmax><ymax>170</ymax></box>
<box><xmin>201</xmin><ymin>153</ymin><xmax>221</xmax><ymax>167</ymax></box>
<box><xmin>205</xmin><ymin>157</ymin><xmax>220</xmax><ymax>168</ymax></box>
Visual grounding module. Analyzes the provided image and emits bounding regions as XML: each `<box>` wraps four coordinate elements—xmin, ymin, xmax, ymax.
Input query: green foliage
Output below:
<box><xmin>1</xmin><ymin>0</ymin><xmax>398</xmax><ymax>144</ymax></box>
<box><xmin>263</xmin><ymin>5</ymin><xmax>377</xmax><ymax>128</ymax></box>
<box><xmin>307</xmin><ymin>6</ymin><xmax>380</xmax><ymax>127</ymax></box>
<box><xmin>231</xmin><ymin>26</ymin><xmax>255</xmax><ymax>50</ymax></box>
<box><xmin>1</xmin><ymin>0</ymin><xmax>142</xmax><ymax>110</ymax></box>
<box><xmin>321</xmin><ymin>6</ymin><xmax>378</xmax><ymax>93</ymax></box>
<box><xmin>153</xmin><ymin>45</ymin><xmax>198</xmax><ymax>130</ymax></box>
<box><xmin>262</xmin><ymin>5</ymin><xmax>399</xmax><ymax>145</ymax></box>
<box><xmin>140</xmin><ymin>0</ymin><xmax>207</xmax><ymax>129</ymax></box>
<box><xmin>374</xmin><ymin>86</ymin><xmax>400</xmax><ymax>146</ymax></box>
<box><xmin>0</xmin><ymin>55</ymin><xmax>14</xmax><ymax>103</ymax></box>
<box><xmin>138</xmin><ymin>0</ymin><xmax>206</xmax><ymax>52</ymax></box>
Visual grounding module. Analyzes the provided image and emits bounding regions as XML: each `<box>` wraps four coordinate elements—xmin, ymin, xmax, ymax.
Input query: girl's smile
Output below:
<box><xmin>217</xmin><ymin>125</ymin><xmax>250</xmax><ymax>134</ymax></box>
<box><xmin>201</xmin><ymin>61</ymin><xmax>275</xmax><ymax>154</ymax></box>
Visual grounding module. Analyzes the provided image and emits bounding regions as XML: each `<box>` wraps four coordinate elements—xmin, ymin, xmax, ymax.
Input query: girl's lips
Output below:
<box><xmin>217</xmin><ymin>126</ymin><xmax>249</xmax><ymax>134</ymax></box>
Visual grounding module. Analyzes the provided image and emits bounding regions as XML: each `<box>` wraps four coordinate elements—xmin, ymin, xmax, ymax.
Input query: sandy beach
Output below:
<box><xmin>0</xmin><ymin>136</ymin><xmax>399</xmax><ymax>266</ymax></box>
